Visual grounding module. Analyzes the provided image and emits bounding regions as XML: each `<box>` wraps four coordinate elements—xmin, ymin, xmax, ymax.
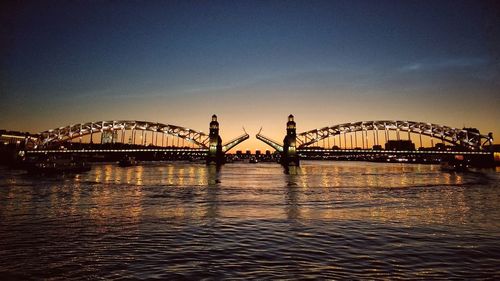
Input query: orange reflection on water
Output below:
<box><xmin>1</xmin><ymin>161</ymin><xmax>494</xmax><ymax>231</ymax></box>
<box><xmin>126</xmin><ymin>167</ymin><xmax>133</xmax><ymax>184</ymax></box>
<box><xmin>268</xmin><ymin>162</ymin><xmax>482</xmax><ymax>226</ymax></box>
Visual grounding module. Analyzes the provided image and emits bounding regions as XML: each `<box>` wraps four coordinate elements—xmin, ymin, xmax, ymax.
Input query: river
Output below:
<box><xmin>1</xmin><ymin>161</ymin><xmax>499</xmax><ymax>279</ymax></box>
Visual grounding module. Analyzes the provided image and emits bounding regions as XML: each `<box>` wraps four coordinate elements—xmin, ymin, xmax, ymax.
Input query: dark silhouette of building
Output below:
<box><xmin>385</xmin><ymin>140</ymin><xmax>415</xmax><ymax>151</ymax></box>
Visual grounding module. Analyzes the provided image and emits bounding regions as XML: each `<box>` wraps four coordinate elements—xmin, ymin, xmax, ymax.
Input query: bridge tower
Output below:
<box><xmin>206</xmin><ymin>114</ymin><xmax>224</xmax><ymax>165</ymax></box>
<box><xmin>282</xmin><ymin>114</ymin><xmax>299</xmax><ymax>166</ymax></box>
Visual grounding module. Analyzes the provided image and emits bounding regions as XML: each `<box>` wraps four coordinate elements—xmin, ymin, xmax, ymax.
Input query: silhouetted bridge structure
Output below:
<box><xmin>24</xmin><ymin>115</ymin><xmax>248</xmax><ymax>165</ymax></box>
<box><xmin>257</xmin><ymin>115</ymin><xmax>494</xmax><ymax>166</ymax></box>
<box><xmin>22</xmin><ymin>115</ymin><xmax>494</xmax><ymax>166</ymax></box>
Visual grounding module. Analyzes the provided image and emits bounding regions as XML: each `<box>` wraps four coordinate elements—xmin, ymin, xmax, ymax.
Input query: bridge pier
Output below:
<box><xmin>282</xmin><ymin>114</ymin><xmax>299</xmax><ymax>166</ymax></box>
<box><xmin>206</xmin><ymin>114</ymin><xmax>224</xmax><ymax>165</ymax></box>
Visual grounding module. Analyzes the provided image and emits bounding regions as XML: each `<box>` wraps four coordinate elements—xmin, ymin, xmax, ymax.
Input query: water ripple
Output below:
<box><xmin>0</xmin><ymin>161</ymin><xmax>499</xmax><ymax>279</ymax></box>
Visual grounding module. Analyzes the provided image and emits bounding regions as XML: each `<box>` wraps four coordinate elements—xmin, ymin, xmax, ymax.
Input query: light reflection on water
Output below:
<box><xmin>0</xmin><ymin>161</ymin><xmax>499</xmax><ymax>279</ymax></box>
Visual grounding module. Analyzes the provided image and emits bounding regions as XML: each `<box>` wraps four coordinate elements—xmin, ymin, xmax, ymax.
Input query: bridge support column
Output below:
<box><xmin>206</xmin><ymin>114</ymin><xmax>224</xmax><ymax>165</ymax></box>
<box><xmin>282</xmin><ymin>114</ymin><xmax>299</xmax><ymax>166</ymax></box>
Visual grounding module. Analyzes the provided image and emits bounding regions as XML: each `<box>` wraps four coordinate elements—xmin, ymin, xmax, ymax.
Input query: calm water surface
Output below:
<box><xmin>1</xmin><ymin>161</ymin><xmax>499</xmax><ymax>279</ymax></box>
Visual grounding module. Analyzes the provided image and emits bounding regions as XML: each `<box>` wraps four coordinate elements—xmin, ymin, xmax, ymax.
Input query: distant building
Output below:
<box><xmin>0</xmin><ymin>130</ymin><xmax>38</xmax><ymax>147</ymax></box>
<box><xmin>385</xmin><ymin>140</ymin><xmax>415</xmax><ymax>151</ymax></box>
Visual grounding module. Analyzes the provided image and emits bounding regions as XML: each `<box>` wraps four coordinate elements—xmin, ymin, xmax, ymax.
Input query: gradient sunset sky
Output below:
<box><xmin>1</xmin><ymin>0</ymin><xmax>499</xmax><ymax>150</ymax></box>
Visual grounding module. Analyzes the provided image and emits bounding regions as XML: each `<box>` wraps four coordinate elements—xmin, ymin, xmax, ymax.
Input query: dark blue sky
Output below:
<box><xmin>1</xmin><ymin>0</ymin><xmax>499</xmax><ymax>148</ymax></box>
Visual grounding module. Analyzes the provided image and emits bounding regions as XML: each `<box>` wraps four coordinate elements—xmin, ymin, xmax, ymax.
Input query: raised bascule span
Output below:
<box><xmin>256</xmin><ymin>132</ymin><xmax>284</xmax><ymax>153</ymax></box>
<box><xmin>223</xmin><ymin>133</ymin><xmax>250</xmax><ymax>153</ymax></box>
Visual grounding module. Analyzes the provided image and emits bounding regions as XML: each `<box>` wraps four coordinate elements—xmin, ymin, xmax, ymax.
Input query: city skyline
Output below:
<box><xmin>1</xmin><ymin>0</ymin><xmax>499</xmax><ymax>151</ymax></box>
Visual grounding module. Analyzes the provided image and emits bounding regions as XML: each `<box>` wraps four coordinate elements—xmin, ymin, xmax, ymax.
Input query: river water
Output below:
<box><xmin>0</xmin><ymin>161</ymin><xmax>499</xmax><ymax>279</ymax></box>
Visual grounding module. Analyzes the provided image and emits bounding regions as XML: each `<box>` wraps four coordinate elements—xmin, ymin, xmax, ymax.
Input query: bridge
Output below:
<box><xmin>257</xmin><ymin>115</ymin><xmax>494</xmax><ymax>166</ymax></box>
<box><xmin>24</xmin><ymin>115</ymin><xmax>249</xmax><ymax>165</ymax></box>
<box><xmin>19</xmin><ymin>114</ymin><xmax>495</xmax><ymax>166</ymax></box>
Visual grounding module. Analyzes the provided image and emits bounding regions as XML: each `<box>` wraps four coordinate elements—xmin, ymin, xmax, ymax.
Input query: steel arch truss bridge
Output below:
<box><xmin>39</xmin><ymin>120</ymin><xmax>210</xmax><ymax>148</ymax></box>
<box><xmin>297</xmin><ymin>120</ymin><xmax>493</xmax><ymax>150</ymax></box>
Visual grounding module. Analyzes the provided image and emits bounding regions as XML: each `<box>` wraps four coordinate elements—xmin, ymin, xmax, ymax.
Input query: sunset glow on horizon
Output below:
<box><xmin>1</xmin><ymin>0</ymin><xmax>499</xmax><ymax>151</ymax></box>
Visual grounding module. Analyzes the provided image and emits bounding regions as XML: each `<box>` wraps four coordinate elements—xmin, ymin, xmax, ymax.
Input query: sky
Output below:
<box><xmin>1</xmin><ymin>0</ymin><xmax>499</xmax><ymax>150</ymax></box>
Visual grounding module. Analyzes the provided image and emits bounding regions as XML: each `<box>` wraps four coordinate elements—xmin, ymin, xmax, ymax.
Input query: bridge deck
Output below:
<box><xmin>26</xmin><ymin>148</ymin><xmax>208</xmax><ymax>154</ymax></box>
<box><xmin>24</xmin><ymin>148</ymin><xmax>491</xmax><ymax>155</ymax></box>
<box><xmin>299</xmin><ymin>149</ymin><xmax>491</xmax><ymax>155</ymax></box>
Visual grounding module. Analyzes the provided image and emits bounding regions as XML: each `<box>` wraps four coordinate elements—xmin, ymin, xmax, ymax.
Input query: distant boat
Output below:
<box><xmin>118</xmin><ymin>156</ymin><xmax>138</xmax><ymax>167</ymax></box>
<box><xmin>26</xmin><ymin>157</ymin><xmax>91</xmax><ymax>174</ymax></box>
<box><xmin>440</xmin><ymin>155</ymin><xmax>470</xmax><ymax>172</ymax></box>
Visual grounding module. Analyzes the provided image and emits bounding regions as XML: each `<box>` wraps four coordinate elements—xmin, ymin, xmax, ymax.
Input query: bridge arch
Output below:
<box><xmin>297</xmin><ymin>120</ymin><xmax>493</xmax><ymax>150</ymax></box>
<box><xmin>39</xmin><ymin>120</ymin><xmax>209</xmax><ymax>148</ymax></box>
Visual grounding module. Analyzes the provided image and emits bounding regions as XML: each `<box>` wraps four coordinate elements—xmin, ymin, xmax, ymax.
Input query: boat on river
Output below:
<box><xmin>440</xmin><ymin>155</ymin><xmax>470</xmax><ymax>172</ymax></box>
<box><xmin>118</xmin><ymin>156</ymin><xmax>139</xmax><ymax>167</ymax></box>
